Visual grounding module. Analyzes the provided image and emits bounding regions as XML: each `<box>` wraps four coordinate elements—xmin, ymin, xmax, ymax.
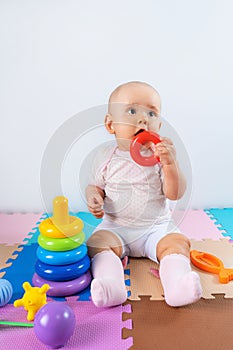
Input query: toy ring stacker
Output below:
<box><xmin>190</xmin><ymin>250</ymin><xmax>233</xmax><ymax>284</ymax></box>
<box><xmin>39</xmin><ymin>196</ymin><xmax>84</xmax><ymax>239</ymax></box>
<box><xmin>130</xmin><ymin>130</ymin><xmax>162</xmax><ymax>166</ymax></box>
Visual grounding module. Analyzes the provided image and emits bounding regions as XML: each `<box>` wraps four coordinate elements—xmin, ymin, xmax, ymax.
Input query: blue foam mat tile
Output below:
<box><xmin>124</xmin><ymin>268</ymin><xmax>130</xmax><ymax>276</ymax></box>
<box><xmin>75</xmin><ymin>285</ymin><xmax>91</xmax><ymax>300</ymax></box>
<box><xmin>76</xmin><ymin>211</ymin><xmax>102</xmax><ymax>241</ymax></box>
<box><xmin>76</xmin><ymin>211</ymin><xmax>102</xmax><ymax>226</ymax></box>
<box><xmin>125</xmin><ymin>279</ymin><xmax>130</xmax><ymax>287</ymax></box>
<box><xmin>0</xmin><ymin>243</ymin><xmax>38</xmax><ymax>303</ymax></box>
<box><xmin>22</xmin><ymin>213</ymin><xmax>48</xmax><ymax>246</ymax></box>
<box><xmin>48</xmin><ymin>286</ymin><xmax>91</xmax><ymax>302</ymax></box>
<box><xmin>49</xmin><ymin>296</ymin><xmax>67</xmax><ymax>302</ymax></box>
<box><xmin>205</xmin><ymin>208</ymin><xmax>233</xmax><ymax>239</ymax></box>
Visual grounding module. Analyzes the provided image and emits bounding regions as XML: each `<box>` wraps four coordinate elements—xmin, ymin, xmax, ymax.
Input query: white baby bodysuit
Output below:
<box><xmin>89</xmin><ymin>144</ymin><xmax>170</xmax><ymax>227</ymax></box>
<box><xmin>89</xmin><ymin>144</ymin><xmax>202</xmax><ymax>309</ymax></box>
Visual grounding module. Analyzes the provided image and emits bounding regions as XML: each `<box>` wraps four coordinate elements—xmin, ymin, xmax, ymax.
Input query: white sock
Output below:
<box><xmin>159</xmin><ymin>254</ymin><xmax>202</xmax><ymax>307</ymax></box>
<box><xmin>90</xmin><ymin>250</ymin><xmax>127</xmax><ymax>307</ymax></box>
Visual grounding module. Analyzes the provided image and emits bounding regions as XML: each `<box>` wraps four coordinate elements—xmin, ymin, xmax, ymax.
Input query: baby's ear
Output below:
<box><xmin>105</xmin><ymin>114</ymin><xmax>115</xmax><ymax>134</ymax></box>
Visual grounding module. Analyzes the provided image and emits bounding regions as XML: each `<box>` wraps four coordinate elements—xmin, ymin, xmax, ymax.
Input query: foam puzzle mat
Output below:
<box><xmin>123</xmin><ymin>295</ymin><xmax>233</xmax><ymax>350</ymax></box>
<box><xmin>0</xmin><ymin>298</ymin><xmax>133</xmax><ymax>350</ymax></box>
<box><xmin>173</xmin><ymin>209</ymin><xmax>227</xmax><ymax>240</ymax></box>
<box><xmin>205</xmin><ymin>208</ymin><xmax>233</xmax><ymax>239</ymax></box>
<box><xmin>127</xmin><ymin>238</ymin><xmax>233</xmax><ymax>301</ymax></box>
<box><xmin>191</xmin><ymin>238</ymin><xmax>233</xmax><ymax>299</ymax></box>
<box><xmin>0</xmin><ymin>208</ymin><xmax>233</xmax><ymax>349</ymax></box>
<box><xmin>0</xmin><ymin>244</ymin><xmax>23</xmax><ymax>277</ymax></box>
<box><xmin>0</xmin><ymin>213</ymin><xmax>45</xmax><ymax>245</ymax></box>
<box><xmin>125</xmin><ymin>258</ymin><xmax>162</xmax><ymax>301</ymax></box>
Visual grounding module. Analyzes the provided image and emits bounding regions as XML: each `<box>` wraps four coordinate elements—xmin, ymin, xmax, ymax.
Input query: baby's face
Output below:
<box><xmin>106</xmin><ymin>84</ymin><xmax>161</xmax><ymax>150</ymax></box>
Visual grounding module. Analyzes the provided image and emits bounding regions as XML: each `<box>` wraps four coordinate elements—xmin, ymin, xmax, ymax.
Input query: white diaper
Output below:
<box><xmin>93</xmin><ymin>218</ymin><xmax>181</xmax><ymax>263</ymax></box>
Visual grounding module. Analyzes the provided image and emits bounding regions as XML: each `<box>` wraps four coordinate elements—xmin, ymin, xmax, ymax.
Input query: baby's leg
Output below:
<box><xmin>157</xmin><ymin>233</ymin><xmax>202</xmax><ymax>307</ymax></box>
<box><xmin>87</xmin><ymin>230</ymin><xmax>127</xmax><ymax>307</ymax></box>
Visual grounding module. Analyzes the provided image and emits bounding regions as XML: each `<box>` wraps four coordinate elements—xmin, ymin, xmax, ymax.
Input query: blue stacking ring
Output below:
<box><xmin>36</xmin><ymin>244</ymin><xmax>88</xmax><ymax>266</ymax></box>
<box><xmin>35</xmin><ymin>255</ymin><xmax>90</xmax><ymax>282</ymax></box>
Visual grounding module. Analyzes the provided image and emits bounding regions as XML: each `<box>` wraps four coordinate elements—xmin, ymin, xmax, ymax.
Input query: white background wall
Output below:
<box><xmin>1</xmin><ymin>0</ymin><xmax>232</xmax><ymax>213</ymax></box>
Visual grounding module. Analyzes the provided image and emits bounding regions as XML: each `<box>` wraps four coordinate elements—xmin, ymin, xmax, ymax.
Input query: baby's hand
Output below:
<box><xmin>154</xmin><ymin>137</ymin><xmax>177</xmax><ymax>166</ymax></box>
<box><xmin>87</xmin><ymin>191</ymin><xmax>104</xmax><ymax>219</ymax></box>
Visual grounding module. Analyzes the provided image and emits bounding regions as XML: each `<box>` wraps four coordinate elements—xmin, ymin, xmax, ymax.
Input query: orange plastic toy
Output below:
<box><xmin>130</xmin><ymin>130</ymin><xmax>161</xmax><ymax>166</ymax></box>
<box><xmin>190</xmin><ymin>250</ymin><xmax>233</xmax><ymax>284</ymax></box>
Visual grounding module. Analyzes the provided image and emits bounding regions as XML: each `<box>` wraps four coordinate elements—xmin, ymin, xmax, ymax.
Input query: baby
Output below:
<box><xmin>86</xmin><ymin>81</ymin><xmax>202</xmax><ymax>307</ymax></box>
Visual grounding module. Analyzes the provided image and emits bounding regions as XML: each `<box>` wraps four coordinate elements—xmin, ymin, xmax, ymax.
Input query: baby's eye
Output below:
<box><xmin>148</xmin><ymin>111</ymin><xmax>157</xmax><ymax>117</ymax></box>
<box><xmin>128</xmin><ymin>108</ymin><xmax>137</xmax><ymax>115</ymax></box>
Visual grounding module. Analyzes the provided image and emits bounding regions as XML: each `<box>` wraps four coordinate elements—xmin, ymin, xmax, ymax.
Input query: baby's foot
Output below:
<box><xmin>91</xmin><ymin>277</ymin><xmax>127</xmax><ymax>307</ymax></box>
<box><xmin>164</xmin><ymin>271</ymin><xmax>202</xmax><ymax>307</ymax></box>
<box><xmin>159</xmin><ymin>254</ymin><xmax>202</xmax><ymax>307</ymax></box>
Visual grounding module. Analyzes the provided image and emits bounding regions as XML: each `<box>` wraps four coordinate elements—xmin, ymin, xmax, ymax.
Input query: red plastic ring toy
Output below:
<box><xmin>130</xmin><ymin>130</ymin><xmax>161</xmax><ymax>166</ymax></box>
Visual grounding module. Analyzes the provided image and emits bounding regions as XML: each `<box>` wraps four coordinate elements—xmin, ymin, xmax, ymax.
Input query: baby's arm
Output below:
<box><xmin>155</xmin><ymin>137</ymin><xmax>186</xmax><ymax>200</ymax></box>
<box><xmin>162</xmin><ymin>162</ymin><xmax>186</xmax><ymax>200</ymax></box>
<box><xmin>86</xmin><ymin>185</ymin><xmax>105</xmax><ymax>218</ymax></box>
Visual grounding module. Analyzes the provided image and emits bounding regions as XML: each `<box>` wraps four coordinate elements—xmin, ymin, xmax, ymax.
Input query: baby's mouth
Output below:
<box><xmin>134</xmin><ymin>129</ymin><xmax>146</xmax><ymax>137</ymax></box>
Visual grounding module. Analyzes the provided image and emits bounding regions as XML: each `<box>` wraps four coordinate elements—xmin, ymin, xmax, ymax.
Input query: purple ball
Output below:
<box><xmin>34</xmin><ymin>302</ymin><xmax>76</xmax><ymax>349</ymax></box>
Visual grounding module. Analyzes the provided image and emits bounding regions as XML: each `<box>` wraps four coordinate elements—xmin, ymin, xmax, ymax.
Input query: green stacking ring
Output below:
<box><xmin>38</xmin><ymin>231</ymin><xmax>85</xmax><ymax>251</ymax></box>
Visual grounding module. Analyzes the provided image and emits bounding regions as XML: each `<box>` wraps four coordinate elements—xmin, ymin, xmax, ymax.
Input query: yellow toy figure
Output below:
<box><xmin>14</xmin><ymin>282</ymin><xmax>50</xmax><ymax>321</ymax></box>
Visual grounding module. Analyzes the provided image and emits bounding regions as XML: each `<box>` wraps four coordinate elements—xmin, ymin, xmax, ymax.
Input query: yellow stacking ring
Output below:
<box><xmin>38</xmin><ymin>231</ymin><xmax>85</xmax><ymax>252</ymax></box>
<box><xmin>39</xmin><ymin>216</ymin><xmax>84</xmax><ymax>239</ymax></box>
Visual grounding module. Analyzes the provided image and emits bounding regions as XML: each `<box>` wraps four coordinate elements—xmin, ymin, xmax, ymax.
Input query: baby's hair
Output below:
<box><xmin>108</xmin><ymin>81</ymin><xmax>160</xmax><ymax>105</ymax></box>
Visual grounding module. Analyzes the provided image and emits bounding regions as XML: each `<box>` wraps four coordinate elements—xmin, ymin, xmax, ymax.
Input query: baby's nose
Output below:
<box><xmin>138</xmin><ymin>113</ymin><xmax>148</xmax><ymax>125</ymax></box>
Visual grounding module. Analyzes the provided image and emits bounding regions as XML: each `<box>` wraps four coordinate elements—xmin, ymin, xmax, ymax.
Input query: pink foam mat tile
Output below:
<box><xmin>0</xmin><ymin>298</ymin><xmax>133</xmax><ymax>350</ymax></box>
<box><xmin>0</xmin><ymin>213</ymin><xmax>43</xmax><ymax>245</ymax></box>
<box><xmin>173</xmin><ymin>210</ymin><xmax>225</xmax><ymax>240</ymax></box>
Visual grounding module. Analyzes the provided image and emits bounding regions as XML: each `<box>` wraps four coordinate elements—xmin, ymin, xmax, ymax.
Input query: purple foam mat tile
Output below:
<box><xmin>0</xmin><ymin>304</ymin><xmax>36</xmax><ymax>350</ymax></box>
<box><xmin>0</xmin><ymin>326</ymin><xmax>38</xmax><ymax>350</ymax></box>
<box><xmin>0</xmin><ymin>303</ymin><xmax>34</xmax><ymax>324</ymax></box>
<box><xmin>0</xmin><ymin>299</ymin><xmax>133</xmax><ymax>350</ymax></box>
<box><xmin>65</xmin><ymin>297</ymin><xmax>133</xmax><ymax>349</ymax></box>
